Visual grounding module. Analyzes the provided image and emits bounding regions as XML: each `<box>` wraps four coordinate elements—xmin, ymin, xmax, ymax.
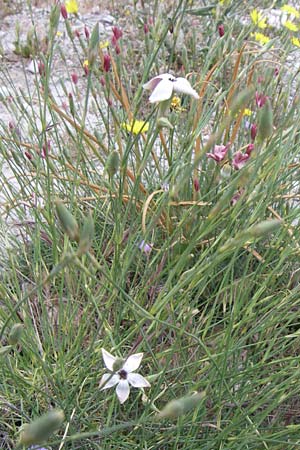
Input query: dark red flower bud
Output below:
<box><xmin>144</xmin><ymin>22</ymin><xmax>149</xmax><ymax>34</ymax></box>
<box><xmin>115</xmin><ymin>44</ymin><xmax>121</xmax><ymax>55</ymax></box>
<box><xmin>100</xmin><ymin>76</ymin><xmax>106</xmax><ymax>86</ymax></box>
<box><xmin>83</xmin><ymin>64</ymin><xmax>89</xmax><ymax>76</ymax></box>
<box><xmin>84</xmin><ymin>26</ymin><xmax>90</xmax><ymax>39</ymax></box>
<box><xmin>246</xmin><ymin>143</ymin><xmax>255</xmax><ymax>155</ymax></box>
<box><xmin>38</xmin><ymin>61</ymin><xmax>45</xmax><ymax>76</ymax></box>
<box><xmin>25</xmin><ymin>151</ymin><xmax>33</xmax><ymax>160</ymax></box>
<box><xmin>103</xmin><ymin>54</ymin><xmax>111</xmax><ymax>72</ymax></box>
<box><xmin>71</xmin><ymin>73</ymin><xmax>78</xmax><ymax>84</ymax></box>
<box><xmin>74</xmin><ymin>29</ymin><xmax>80</xmax><ymax>38</ymax></box>
<box><xmin>112</xmin><ymin>26</ymin><xmax>122</xmax><ymax>40</ymax></box>
<box><xmin>250</xmin><ymin>123</ymin><xmax>257</xmax><ymax>141</ymax></box>
<box><xmin>218</xmin><ymin>24</ymin><xmax>225</xmax><ymax>37</ymax></box>
<box><xmin>60</xmin><ymin>4</ymin><xmax>68</xmax><ymax>19</ymax></box>
<box><xmin>193</xmin><ymin>178</ymin><xmax>200</xmax><ymax>192</ymax></box>
<box><xmin>111</xmin><ymin>34</ymin><xmax>117</xmax><ymax>47</ymax></box>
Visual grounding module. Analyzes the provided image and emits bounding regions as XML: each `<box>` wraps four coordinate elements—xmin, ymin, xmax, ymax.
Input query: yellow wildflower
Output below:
<box><xmin>252</xmin><ymin>32</ymin><xmax>270</xmax><ymax>45</ymax></box>
<box><xmin>122</xmin><ymin>120</ymin><xmax>149</xmax><ymax>135</ymax></box>
<box><xmin>281</xmin><ymin>5</ymin><xmax>300</xmax><ymax>18</ymax></box>
<box><xmin>283</xmin><ymin>20</ymin><xmax>298</xmax><ymax>31</ymax></box>
<box><xmin>56</xmin><ymin>31</ymin><xmax>62</xmax><ymax>37</ymax></box>
<box><xmin>291</xmin><ymin>36</ymin><xmax>300</xmax><ymax>47</ymax></box>
<box><xmin>65</xmin><ymin>0</ymin><xmax>78</xmax><ymax>14</ymax></box>
<box><xmin>250</xmin><ymin>9</ymin><xmax>267</xmax><ymax>29</ymax></box>
<box><xmin>219</xmin><ymin>0</ymin><xmax>230</xmax><ymax>4</ymax></box>
<box><xmin>243</xmin><ymin>108</ymin><xmax>252</xmax><ymax>116</ymax></box>
<box><xmin>100</xmin><ymin>41</ymin><xmax>109</xmax><ymax>49</ymax></box>
<box><xmin>83</xmin><ymin>60</ymin><xmax>89</xmax><ymax>68</ymax></box>
<box><xmin>170</xmin><ymin>95</ymin><xmax>187</xmax><ymax>112</ymax></box>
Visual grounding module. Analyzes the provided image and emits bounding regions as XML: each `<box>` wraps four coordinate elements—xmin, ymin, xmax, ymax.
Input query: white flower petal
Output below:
<box><xmin>100</xmin><ymin>373</ymin><xmax>119</xmax><ymax>390</ymax></box>
<box><xmin>116</xmin><ymin>380</ymin><xmax>130</xmax><ymax>404</ymax></box>
<box><xmin>143</xmin><ymin>73</ymin><xmax>174</xmax><ymax>91</ymax></box>
<box><xmin>123</xmin><ymin>353</ymin><xmax>144</xmax><ymax>372</ymax></box>
<box><xmin>101</xmin><ymin>348</ymin><xmax>117</xmax><ymax>371</ymax></box>
<box><xmin>149</xmin><ymin>79</ymin><xmax>173</xmax><ymax>103</ymax></box>
<box><xmin>173</xmin><ymin>77</ymin><xmax>199</xmax><ymax>99</ymax></box>
<box><xmin>157</xmin><ymin>73</ymin><xmax>176</xmax><ymax>80</ymax></box>
<box><xmin>128</xmin><ymin>372</ymin><xmax>151</xmax><ymax>388</ymax></box>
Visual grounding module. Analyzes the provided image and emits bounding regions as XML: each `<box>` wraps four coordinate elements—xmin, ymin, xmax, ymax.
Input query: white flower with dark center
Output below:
<box><xmin>100</xmin><ymin>348</ymin><xmax>151</xmax><ymax>404</ymax></box>
<box><xmin>143</xmin><ymin>73</ymin><xmax>199</xmax><ymax>103</ymax></box>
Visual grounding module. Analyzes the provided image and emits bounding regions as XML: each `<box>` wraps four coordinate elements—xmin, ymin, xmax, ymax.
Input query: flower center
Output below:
<box><xmin>169</xmin><ymin>77</ymin><xmax>176</xmax><ymax>82</ymax></box>
<box><xmin>118</xmin><ymin>369</ymin><xmax>128</xmax><ymax>380</ymax></box>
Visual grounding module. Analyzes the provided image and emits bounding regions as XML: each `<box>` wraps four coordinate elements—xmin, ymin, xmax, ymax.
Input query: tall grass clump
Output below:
<box><xmin>1</xmin><ymin>0</ymin><xmax>300</xmax><ymax>448</ymax></box>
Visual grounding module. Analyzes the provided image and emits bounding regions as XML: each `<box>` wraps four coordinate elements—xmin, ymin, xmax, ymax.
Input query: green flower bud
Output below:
<box><xmin>112</xmin><ymin>357</ymin><xmax>125</xmax><ymax>372</ymax></box>
<box><xmin>18</xmin><ymin>409</ymin><xmax>65</xmax><ymax>446</ymax></box>
<box><xmin>55</xmin><ymin>200</ymin><xmax>79</xmax><ymax>241</ymax></box>
<box><xmin>49</xmin><ymin>4</ymin><xmax>60</xmax><ymax>34</ymax></box>
<box><xmin>77</xmin><ymin>212</ymin><xmax>95</xmax><ymax>255</ymax></box>
<box><xmin>219</xmin><ymin>219</ymin><xmax>281</xmax><ymax>253</ymax></box>
<box><xmin>258</xmin><ymin>98</ymin><xmax>273</xmax><ymax>141</ymax></box>
<box><xmin>8</xmin><ymin>323</ymin><xmax>24</xmax><ymax>345</ymax></box>
<box><xmin>156</xmin><ymin>117</ymin><xmax>174</xmax><ymax>130</ymax></box>
<box><xmin>105</xmin><ymin>150</ymin><xmax>120</xmax><ymax>177</ymax></box>
<box><xmin>248</xmin><ymin>219</ymin><xmax>281</xmax><ymax>238</ymax></box>
<box><xmin>89</xmin><ymin>23</ymin><xmax>100</xmax><ymax>52</ymax></box>
<box><xmin>157</xmin><ymin>392</ymin><xmax>205</xmax><ymax>419</ymax></box>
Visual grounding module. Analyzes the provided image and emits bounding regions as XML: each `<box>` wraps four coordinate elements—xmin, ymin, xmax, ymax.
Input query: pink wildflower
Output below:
<box><xmin>255</xmin><ymin>92</ymin><xmax>267</xmax><ymax>108</ymax></box>
<box><xmin>207</xmin><ymin>143</ymin><xmax>230</xmax><ymax>162</ymax></box>
<box><xmin>231</xmin><ymin>189</ymin><xmax>245</xmax><ymax>206</ymax></box>
<box><xmin>139</xmin><ymin>240</ymin><xmax>153</xmax><ymax>255</ymax></box>
<box><xmin>232</xmin><ymin>151</ymin><xmax>249</xmax><ymax>170</ymax></box>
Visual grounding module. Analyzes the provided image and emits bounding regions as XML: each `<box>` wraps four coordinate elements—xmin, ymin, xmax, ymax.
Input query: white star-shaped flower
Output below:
<box><xmin>100</xmin><ymin>348</ymin><xmax>151</xmax><ymax>404</ymax></box>
<box><xmin>143</xmin><ymin>73</ymin><xmax>199</xmax><ymax>103</ymax></box>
